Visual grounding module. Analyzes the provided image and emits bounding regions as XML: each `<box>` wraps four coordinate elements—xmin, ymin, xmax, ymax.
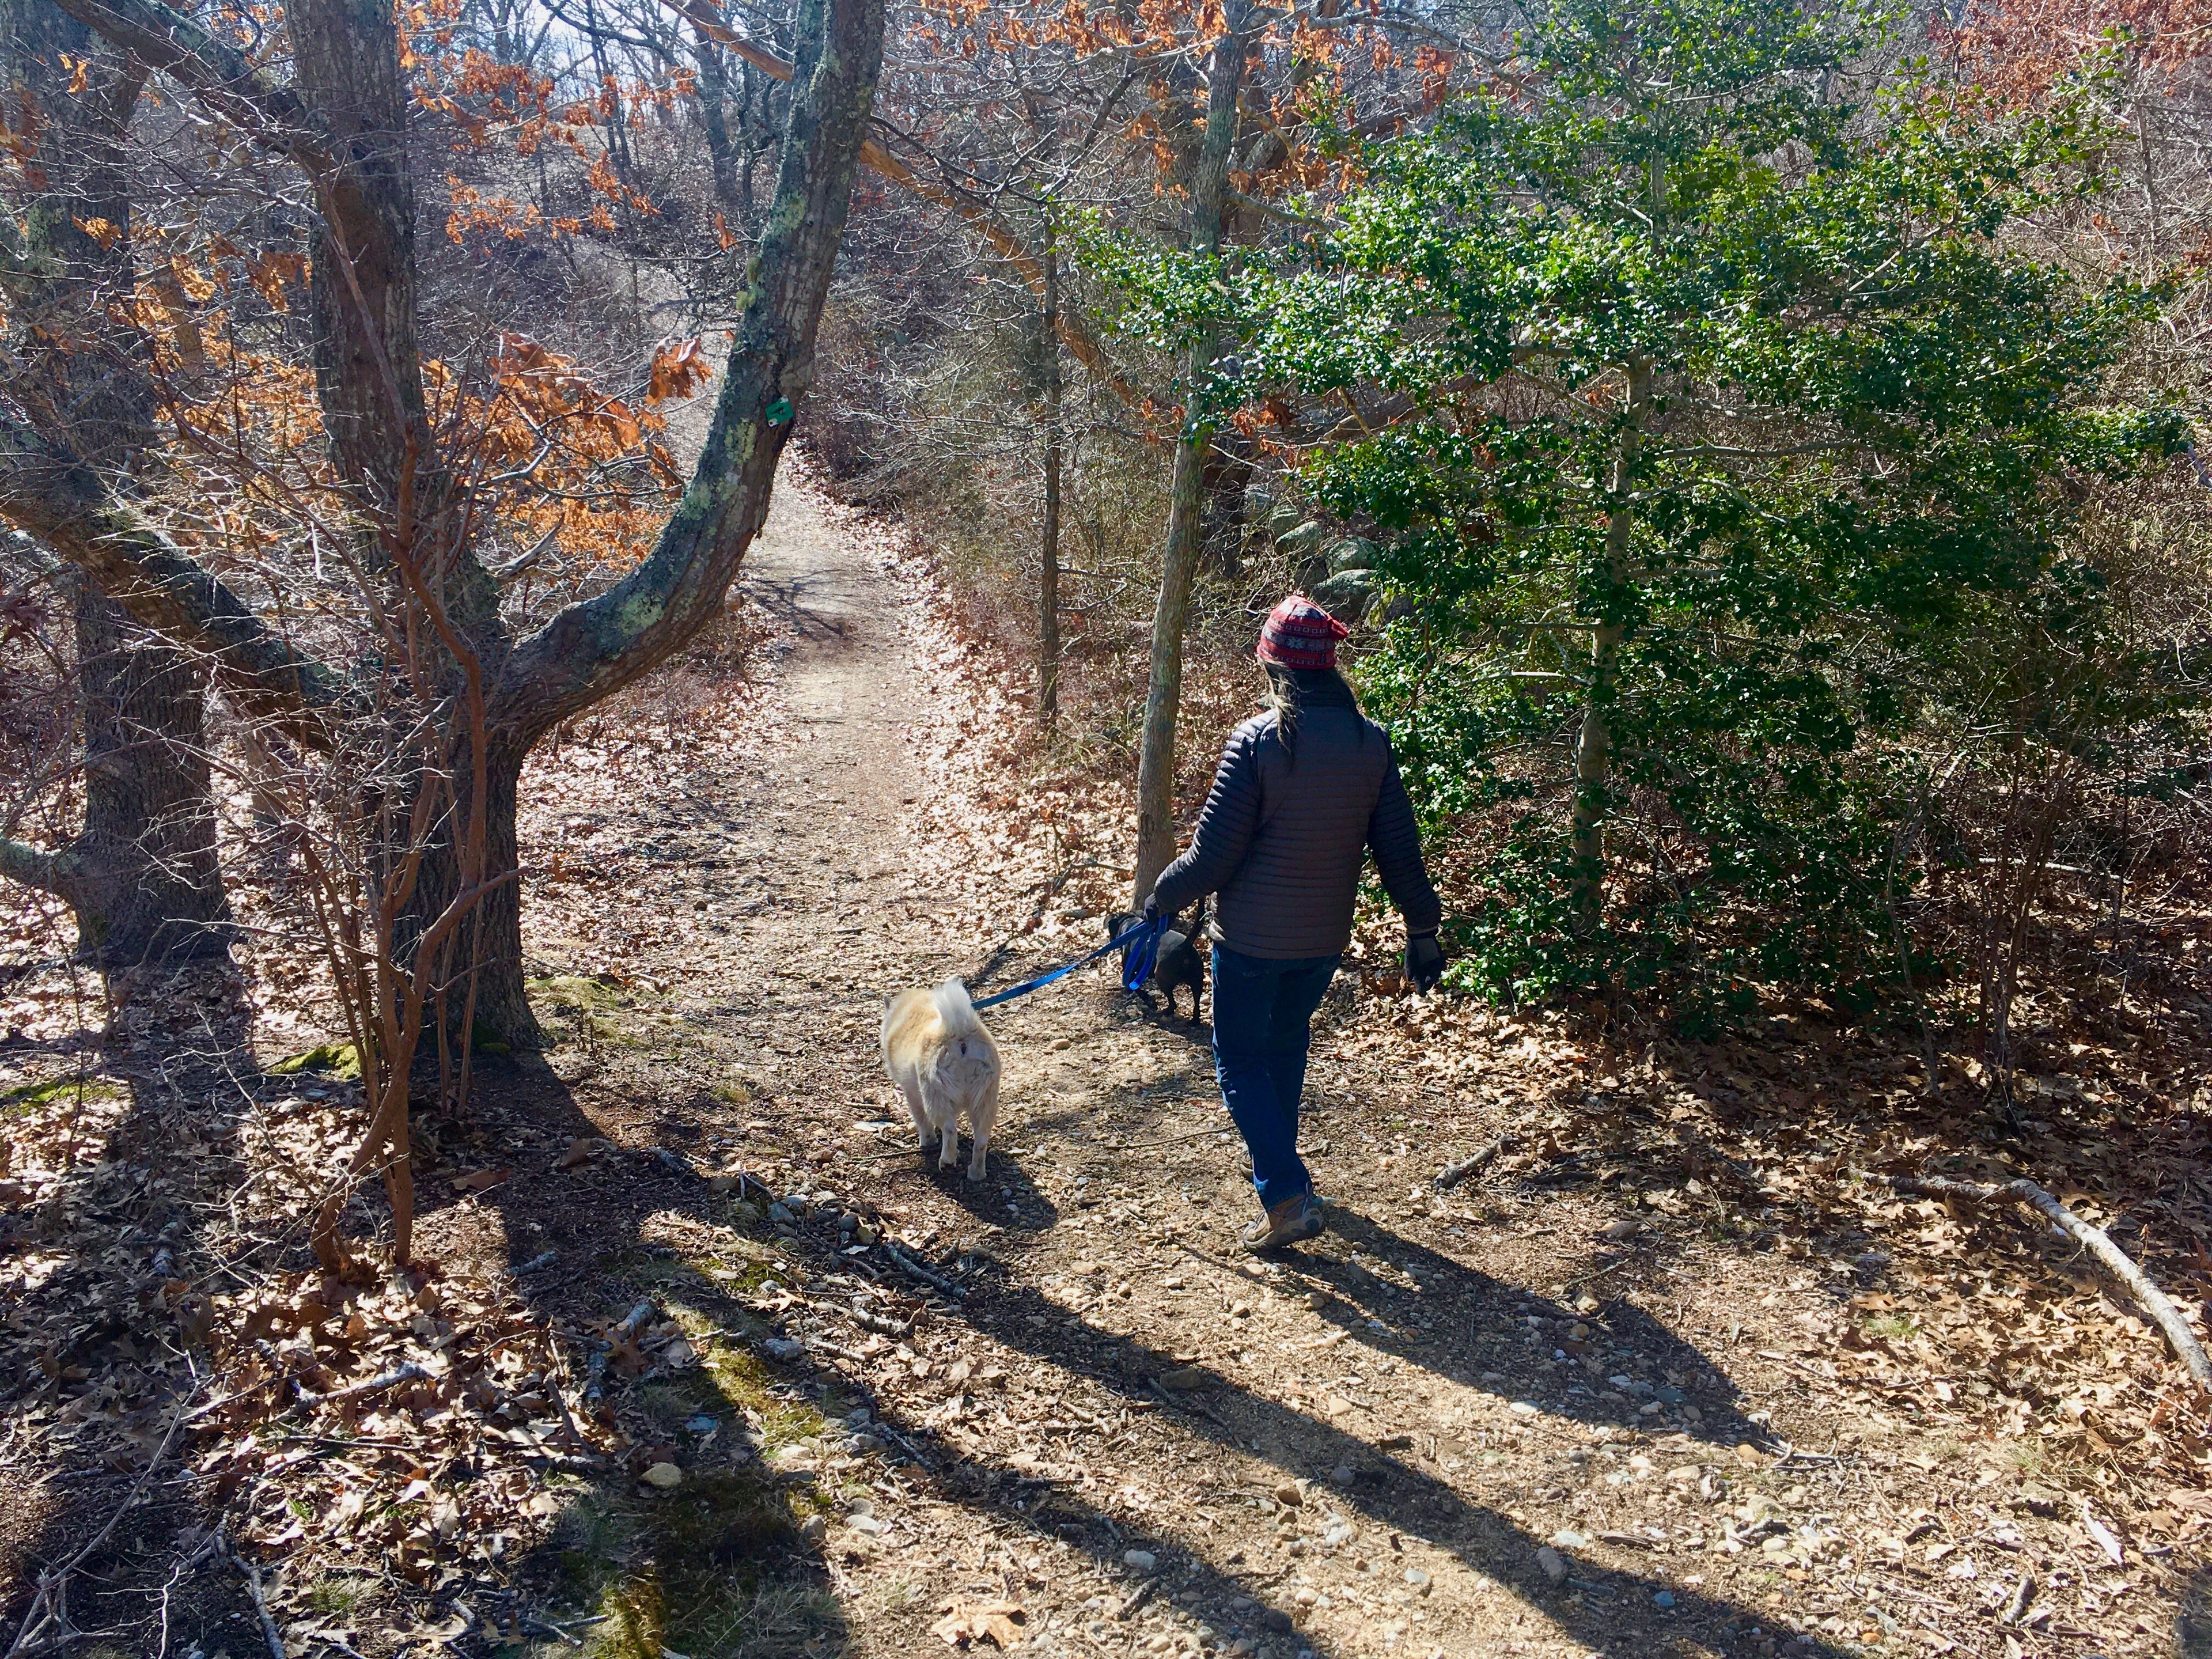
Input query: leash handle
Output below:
<box><xmin>971</xmin><ymin>918</ymin><xmax>1162</xmax><ymax>1011</ymax></box>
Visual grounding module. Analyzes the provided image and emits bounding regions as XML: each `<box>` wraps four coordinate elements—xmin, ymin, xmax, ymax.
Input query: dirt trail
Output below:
<box><xmin>430</xmin><ymin>468</ymin><xmax>2175</xmax><ymax>1659</ymax></box>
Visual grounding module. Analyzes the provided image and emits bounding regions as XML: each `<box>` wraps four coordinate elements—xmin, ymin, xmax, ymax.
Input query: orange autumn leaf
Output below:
<box><xmin>647</xmin><ymin>336</ymin><xmax>710</xmax><ymax>403</ymax></box>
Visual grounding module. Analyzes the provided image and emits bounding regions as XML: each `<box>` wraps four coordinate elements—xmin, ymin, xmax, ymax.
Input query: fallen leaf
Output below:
<box><xmin>450</xmin><ymin>1167</ymin><xmax>510</xmax><ymax>1194</ymax></box>
<box><xmin>557</xmin><ymin>1138</ymin><xmax>601</xmax><ymax>1170</ymax></box>
<box><xmin>2082</xmin><ymin>1505</ymin><xmax>2123</xmax><ymax>1566</ymax></box>
<box><xmin>934</xmin><ymin>1600</ymin><xmax>1027</xmax><ymax>1649</ymax></box>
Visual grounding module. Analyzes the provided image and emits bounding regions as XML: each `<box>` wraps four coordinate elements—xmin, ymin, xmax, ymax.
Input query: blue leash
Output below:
<box><xmin>971</xmin><ymin>917</ymin><xmax>1164</xmax><ymax>1010</ymax></box>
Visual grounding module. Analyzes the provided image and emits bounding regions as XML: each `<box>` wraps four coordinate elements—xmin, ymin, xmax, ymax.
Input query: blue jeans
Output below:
<box><xmin>1210</xmin><ymin>945</ymin><xmax>1341</xmax><ymax>1211</ymax></box>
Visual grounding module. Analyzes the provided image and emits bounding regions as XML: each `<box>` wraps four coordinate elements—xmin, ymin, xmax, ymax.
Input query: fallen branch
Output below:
<box><xmin>291</xmin><ymin>1361</ymin><xmax>432</xmax><ymax>1410</ymax></box>
<box><xmin>229</xmin><ymin>1544</ymin><xmax>286</xmax><ymax>1659</ymax></box>
<box><xmin>1890</xmin><ymin>1173</ymin><xmax>2212</xmax><ymax>1393</ymax></box>
<box><xmin>884</xmin><ymin>1240</ymin><xmax>966</xmax><ymax>1298</ymax></box>
<box><xmin>1115</xmin><ymin>1579</ymin><xmax>1159</xmax><ymax>1621</ymax></box>
<box><xmin>1435</xmin><ymin>1137</ymin><xmax>1509</xmax><ymax>1191</ymax></box>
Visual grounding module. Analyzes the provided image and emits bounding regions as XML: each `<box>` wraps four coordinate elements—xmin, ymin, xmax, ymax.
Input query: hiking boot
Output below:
<box><xmin>1241</xmin><ymin>1194</ymin><xmax>1324</xmax><ymax>1253</ymax></box>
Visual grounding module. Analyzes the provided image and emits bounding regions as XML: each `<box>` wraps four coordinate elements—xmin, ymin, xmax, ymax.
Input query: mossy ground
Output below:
<box><xmin>525</xmin><ymin>1234</ymin><xmax>846</xmax><ymax>1659</ymax></box>
<box><xmin>0</xmin><ymin>1074</ymin><xmax>127</xmax><ymax>1116</ymax></box>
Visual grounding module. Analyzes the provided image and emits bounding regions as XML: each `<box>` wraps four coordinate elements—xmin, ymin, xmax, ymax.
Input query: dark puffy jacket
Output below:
<box><xmin>1147</xmin><ymin>677</ymin><xmax>1442</xmax><ymax>960</ymax></box>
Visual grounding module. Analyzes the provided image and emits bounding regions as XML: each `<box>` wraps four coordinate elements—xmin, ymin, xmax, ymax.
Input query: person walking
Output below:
<box><xmin>1143</xmin><ymin>594</ymin><xmax>1445</xmax><ymax>1253</ymax></box>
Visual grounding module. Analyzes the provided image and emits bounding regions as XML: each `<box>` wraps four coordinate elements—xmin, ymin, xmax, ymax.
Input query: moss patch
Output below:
<box><xmin>566</xmin><ymin>1468</ymin><xmax>827</xmax><ymax>1659</ymax></box>
<box><xmin>0</xmin><ymin>1075</ymin><xmax>125</xmax><ymax>1116</ymax></box>
<box><xmin>529</xmin><ymin>974</ymin><xmax>641</xmax><ymax>1048</ymax></box>
<box><xmin>267</xmin><ymin>1043</ymin><xmax>362</xmax><ymax>1081</ymax></box>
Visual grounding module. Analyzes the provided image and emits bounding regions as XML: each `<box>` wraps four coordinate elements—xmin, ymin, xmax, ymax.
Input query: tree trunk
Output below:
<box><xmin>0</xmin><ymin>570</ymin><xmax>231</xmax><ymax>978</ymax></box>
<box><xmin>1038</xmin><ymin>214</ymin><xmax>1063</xmax><ymax>729</ymax></box>
<box><xmin>1568</xmin><ymin>357</ymin><xmax>1649</xmax><ymax>934</ymax></box>
<box><xmin>1201</xmin><ymin>430</ymin><xmax>1253</xmax><ymax>581</ymax></box>
<box><xmin>0</xmin><ymin>2</ymin><xmax>231</xmax><ymax>987</ymax></box>
<box><xmin>47</xmin><ymin>0</ymin><xmax>888</xmax><ymax>1059</ymax></box>
<box><xmin>696</xmin><ymin>25</ymin><xmax>745</xmax><ymax>220</ymax></box>
<box><xmin>63</xmin><ymin>581</ymin><xmax>231</xmax><ymax>970</ymax></box>
<box><xmin>1131</xmin><ymin>6</ymin><xmax>1246</xmax><ymax>906</ymax></box>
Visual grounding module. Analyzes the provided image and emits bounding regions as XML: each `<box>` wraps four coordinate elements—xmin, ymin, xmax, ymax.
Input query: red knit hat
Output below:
<box><xmin>1256</xmin><ymin>593</ymin><xmax>1350</xmax><ymax>671</ymax></box>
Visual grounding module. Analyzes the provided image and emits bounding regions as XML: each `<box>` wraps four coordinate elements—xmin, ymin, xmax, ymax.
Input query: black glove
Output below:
<box><xmin>1141</xmin><ymin>892</ymin><xmax>1162</xmax><ymax>928</ymax></box>
<box><xmin>1405</xmin><ymin>931</ymin><xmax>1446</xmax><ymax>994</ymax></box>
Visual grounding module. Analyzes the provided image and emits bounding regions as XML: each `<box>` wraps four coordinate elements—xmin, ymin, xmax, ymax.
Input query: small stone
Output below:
<box><xmin>1272</xmin><ymin>1482</ymin><xmax>1303</xmax><ymax>1507</ymax></box>
<box><xmin>1403</xmin><ymin>1569</ymin><xmax>1430</xmax><ymax>1594</ymax></box>
<box><xmin>1735</xmin><ymin>1442</ymin><xmax>1765</xmax><ymax>1467</ymax></box>
<box><xmin>768</xmin><ymin>1202</ymin><xmax>796</xmax><ymax>1224</ymax></box>
<box><xmin>1550</xmin><ymin>1529</ymin><xmax>1591</xmax><ymax>1549</ymax></box>
<box><xmin>1124</xmin><ymin>1549</ymin><xmax>1158</xmax><ymax>1574</ymax></box>
<box><xmin>1653</xmin><ymin>1591</ymin><xmax>1676</xmax><ymax>1610</ymax></box>
<box><xmin>1535</xmin><ymin>1546</ymin><xmax>1568</xmax><ymax>1585</ymax></box>
<box><xmin>798</xmin><ymin>1514</ymin><xmax>827</xmax><ymax>1545</ymax></box>
<box><xmin>1330</xmin><ymin>1464</ymin><xmax>1356</xmax><ymax>1486</ymax></box>
<box><xmin>684</xmin><ymin>1414</ymin><xmax>719</xmax><ymax>1434</ymax></box>
<box><xmin>1159</xmin><ymin>1366</ymin><xmax>1209</xmax><ymax>1390</ymax></box>
<box><xmin>641</xmin><ymin>1462</ymin><xmax>683</xmax><ymax>1490</ymax></box>
<box><xmin>763</xmin><ymin>1337</ymin><xmax>805</xmax><ymax>1361</ymax></box>
<box><xmin>1509</xmin><ymin>1400</ymin><xmax>1540</xmax><ymax>1417</ymax></box>
<box><xmin>1262</xmin><ymin>1611</ymin><xmax>1293</xmax><ymax>1634</ymax></box>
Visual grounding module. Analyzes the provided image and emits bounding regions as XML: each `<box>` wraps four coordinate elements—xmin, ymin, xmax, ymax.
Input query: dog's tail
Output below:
<box><xmin>931</xmin><ymin>978</ymin><xmax>984</xmax><ymax>1039</ymax></box>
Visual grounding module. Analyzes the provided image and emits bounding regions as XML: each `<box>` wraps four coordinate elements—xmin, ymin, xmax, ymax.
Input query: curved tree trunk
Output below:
<box><xmin>46</xmin><ymin>0</ymin><xmax>888</xmax><ymax>1075</ymax></box>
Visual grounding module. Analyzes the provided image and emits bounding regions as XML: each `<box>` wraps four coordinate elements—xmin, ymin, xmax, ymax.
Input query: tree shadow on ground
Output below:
<box><xmin>0</xmin><ymin>957</ymin><xmax>270</xmax><ymax>1652</ymax></box>
<box><xmin>741</xmin><ymin>571</ymin><xmax>853</xmax><ymax>643</ymax></box>
<box><xmin>452</xmin><ymin>1052</ymin><xmax>1846</xmax><ymax>1659</ymax></box>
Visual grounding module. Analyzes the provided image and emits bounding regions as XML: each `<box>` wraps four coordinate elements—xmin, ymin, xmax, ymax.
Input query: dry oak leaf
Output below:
<box><xmin>557</xmin><ymin>1137</ymin><xmax>602</xmax><ymax>1170</ymax></box>
<box><xmin>451</xmin><ymin>1167</ymin><xmax>510</xmax><ymax>1194</ymax></box>
<box><xmin>934</xmin><ymin>1600</ymin><xmax>1027</xmax><ymax>1649</ymax></box>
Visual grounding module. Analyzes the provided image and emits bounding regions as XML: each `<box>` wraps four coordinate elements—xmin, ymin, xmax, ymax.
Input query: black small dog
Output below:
<box><xmin>1107</xmin><ymin>899</ymin><xmax>1207</xmax><ymax>1022</ymax></box>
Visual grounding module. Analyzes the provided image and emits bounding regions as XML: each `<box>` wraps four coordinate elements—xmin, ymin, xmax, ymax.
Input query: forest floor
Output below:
<box><xmin>3</xmin><ymin>460</ymin><xmax>2211</xmax><ymax>1659</ymax></box>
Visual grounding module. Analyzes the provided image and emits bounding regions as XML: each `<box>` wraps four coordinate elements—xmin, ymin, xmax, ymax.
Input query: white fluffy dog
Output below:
<box><xmin>881</xmin><ymin>979</ymin><xmax>1001</xmax><ymax>1180</ymax></box>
